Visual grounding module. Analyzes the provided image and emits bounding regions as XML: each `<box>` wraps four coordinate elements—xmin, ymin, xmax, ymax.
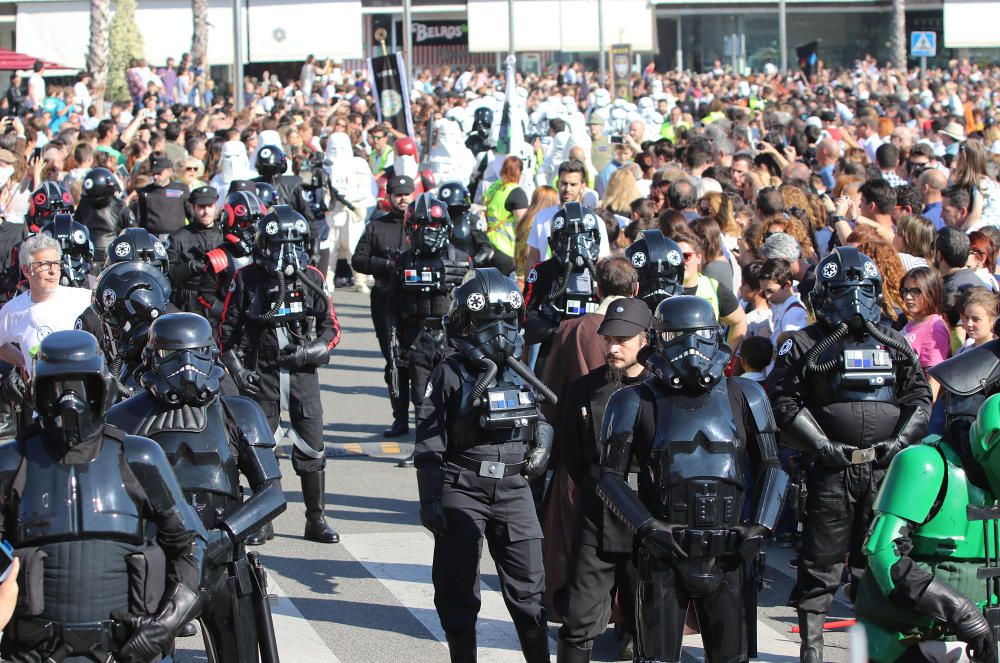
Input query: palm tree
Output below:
<box><xmin>891</xmin><ymin>0</ymin><xmax>907</xmax><ymax>70</ymax></box>
<box><xmin>191</xmin><ymin>0</ymin><xmax>209</xmax><ymax>64</ymax></box>
<box><xmin>87</xmin><ymin>0</ymin><xmax>112</xmax><ymax>104</ymax></box>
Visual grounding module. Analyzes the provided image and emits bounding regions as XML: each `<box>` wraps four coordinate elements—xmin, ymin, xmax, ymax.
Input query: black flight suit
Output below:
<box><xmin>74</xmin><ymin>198</ymin><xmax>135</xmax><ymax>264</ymax></box>
<box><xmin>219</xmin><ymin>263</ymin><xmax>341</xmax><ymax>475</ymax></box>
<box><xmin>351</xmin><ymin>208</ymin><xmax>410</xmax><ymax>424</ymax></box>
<box><xmin>167</xmin><ymin>222</ymin><xmax>225</xmax><ymax>323</ymax></box>
<box><xmin>554</xmin><ymin>366</ymin><xmax>643</xmax><ymax>649</ymax></box>
<box><xmin>597</xmin><ymin>376</ymin><xmax>787</xmax><ymax>662</ymax></box>
<box><xmin>414</xmin><ymin>354</ymin><xmax>549</xmax><ymax>651</ymax></box>
<box><xmin>0</xmin><ymin>424</ymin><xmax>204</xmax><ymax>662</ymax></box>
<box><xmin>133</xmin><ymin>180</ymin><xmax>191</xmax><ymax>238</ymax></box>
<box><xmin>767</xmin><ymin>322</ymin><xmax>932</xmax><ymax>618</ymax></box>
<box><xmin>106</xmin><ymin>392</ymin><xmax>286</xmax><ymax>663</ymax></box>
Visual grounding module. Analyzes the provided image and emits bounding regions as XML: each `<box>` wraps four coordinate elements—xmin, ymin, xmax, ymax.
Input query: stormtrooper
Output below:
<box><xmin>428</xmin><ymin>118</ymin><xmax>476</xmax><ymax>186</ymax></box>
<box><xmin>210</xmin><ymin>140</ymin><xmax>258</xmax><ymax>202</ymax></box>
<box><xmin>75</xmin><ymin>167</ymin><xmax>135</xmax><ymax>264</ymax></box>
<box><xmin>325</xmin><ymin>132</ymin><xmax>376</xmax><ymax>287</ymax></box>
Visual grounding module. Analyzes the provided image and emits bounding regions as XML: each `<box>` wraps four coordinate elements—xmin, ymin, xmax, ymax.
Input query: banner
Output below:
<box><xmin>367</xmin><ymin>51</ymin><xmax>414</xmax><ymax>137</ymax></box>
<box><xmin>495</xmin><ymin>55</ymin><xmax>524</xmax><ymax>157</ymax></box>
<box><xmin>394</xmin><ymin>20</ymin><xmax>469</xmax><ymax>46</ymax></box>
<box><xmin>610</xmin><ymin>43</ymin><xmax>632</xmax><ymax>101</ymax></box>
<box><xmin>796</xmin><ymin>40</ymin><xmax>819</xmax><ymax>78</ymax></box>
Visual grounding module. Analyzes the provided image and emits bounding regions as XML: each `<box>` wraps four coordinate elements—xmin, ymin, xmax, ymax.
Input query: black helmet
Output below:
<box><xmin>406</xmin><ymin>193</ymin><xmax>452</xmax><ymax>256</ymax></box>
<box><xmin>445</xmin><ymin>268</ymin><xmax>523</xmax><ymax>362</ymax></box>
<box><xmin>141</xmin><ymin>313</ymin><xmax>224</xmax><ymax>406</ymax></box>
<box><xmin>437</xmin><ymin>181</ymin><xmax>471</xmax><ymax>213</ymax></box>
<box><xmin>450</xmin><ymin>209</ymin><xmax>482</xmax><ymax>257</ymax></box>
<box><xmin>255</xmin><ymin>205</ymin><xmax>310</xmax><ymax>275</ymax></box>
<box><xmin>548</xmin><ymin>202</ymin><xmax>600</xmax><ymax>268</ymax></box>
<box><xmin>33</xmin><ymin>330</ymin><xmax>114</xmax><ymax>448</ymax></box>
<box><xmin>625</xmin><ymin>230</ymin><xmax>685</xmax><ymax>310</ymax></box>
<box><xmin>105</xmin><ymin>228</ymin><xmax>170</xmax><ymax>281</ymax></box>
<box><xmin>93</xmin><ymin>261</ymin><xmax>169</xmax><ymax>354</ymax></box>
<box><xmin>81</xmin><ymin>167</ymin><xmax>120</xmax><ymax>205</ymax></box>
<box><xmin>254</xmin><ymin>181</ymin><xmax>279</xmax><ymax>209</ymax></box>
<box><xmin>40</xmin><ymin>214</ymin><xmax>94</xmax><ymax>287</ymax></box>
<box><xmin>472</xmin><ymin>107</ymin><xmax>494</xmax><ymax>132</ymax></box>
<box><xmin>223</xmin><ymin>190</ymin><xmax>265</xmax><ymax>256</ymax></box>
<box><xmin>646</xmin><ymin>295</ymin><xmax>730</xmax><ymax>391</ymax></box>
<box><xmin>28</xmin><ymin>182</ymin><xmax>73</xmax><ymax>230</ymax></box>
<box><xmin>809</xmin><ymin>246</ymin><xmax>883</xmax><ymax>329</ymax></box>
<box><xmin>256</xmin><ymin>145</ymin><xmax>288</xmax><ymax>177</ymax></box>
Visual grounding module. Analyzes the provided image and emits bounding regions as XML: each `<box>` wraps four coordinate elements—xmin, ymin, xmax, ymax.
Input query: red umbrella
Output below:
<box><xmin>0</xmin><ymin>49</ymin><xmax>65</xmax><ymax>72</ymax></box>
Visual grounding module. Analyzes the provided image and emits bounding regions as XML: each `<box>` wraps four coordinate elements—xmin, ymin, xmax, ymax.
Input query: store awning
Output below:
<box><xmin>0</xmin><ymin>48</ymin><xmax>64</xmax><ymax>71</ymax></box>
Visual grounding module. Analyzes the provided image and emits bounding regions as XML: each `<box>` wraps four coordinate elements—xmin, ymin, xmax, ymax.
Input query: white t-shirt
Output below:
<box><xmin>770</xmin><ymin>294</ymin><xmax>808</xmax><ymax>348</ymax></box>
<box><xmin>526</xmin><ymin>204</ymin><xmax>611</xmax><ymax>262</ymax></box>
<box><xmin>0</xmin><ymin>286</ymin><xmax>92</xmax><ymax>376</ymax></box>
<box><xmin>27</xmin><ymin>73</ymin><xmax>45</xmax><ymax>107</ymax></box>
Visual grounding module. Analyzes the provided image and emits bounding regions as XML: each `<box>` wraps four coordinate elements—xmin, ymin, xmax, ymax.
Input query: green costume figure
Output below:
<box><xmin>855</xmin><ymin>392</ymin><xmax>1000</xmax><ymax>663</ymax></box>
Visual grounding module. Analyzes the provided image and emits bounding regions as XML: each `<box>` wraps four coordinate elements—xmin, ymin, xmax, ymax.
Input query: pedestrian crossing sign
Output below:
<box><xmin>910</xmin><ymin>31</ymin><xmax>936</xmax><ymax>57</ymax></box>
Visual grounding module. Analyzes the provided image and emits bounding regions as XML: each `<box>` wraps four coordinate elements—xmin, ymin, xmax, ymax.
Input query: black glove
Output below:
<box><xmin>472</xmin><ymin>245</ymin><xmax>495</xmax><ymax>268</ymax></box>
<box><xmin>523</xmin><ymin>421</ymin><xmax>553</xmax><ymax>479</ymax></box>
<box><xmin>419</xmin><ymin>500</ymin><xmax>448</xmax><ymax>537</ymax></box>
<box><xmin>0</xmin><ymin>367</ymin><xmax>25</xmax><ymax>406</ymax></box>
<box><xmin>442</xmin><ymin>259</ymin><xmax>469</xmax><ymax>286</ymax></box>
<box><xmin>277</xmin><ymin>339</ymin><xmax>330</xmax><ymax>370</ymax></box>
<box><xmin>221</xmin><ymin>350</ymin><xmax>261</xmax><ymax>398</ymax></box>
<box><xmin>416</xmin><ymin>466</ymin><xmax>447</xmax><ymax>536</ymax></box>
<box><xmin>732</xmin><ymin>523</ymin><xmax>770</xmax><ymax>559</ymax></box>
<box><xmin>205</xmin><ymin>527</ymin><xmax>234</xmax><ymax>566</ymax></box>
<box><xmin>873</xmin><ymin>437</ymin><xmax>905</xmax><ymax>467</ymax></box>
<box><xmin>637</xmin><ymin>519</ymin><xmax>688</xmax><ymax>563</ymax></box>
<box><xmin>115</xmin><ymin>584</ymin><xmax>200</xmax><ymax>662</ymax></box>
<box><xmin>187</xmin><ymin>257</ymin><xmax>207</xmax><ymax>275</ymax></box>
<box><xmin>955</xmin><ymin>606</ymin><xmax>997</xmax><ymax>663</ymax></box>
<box><xmin>815</xmin><ymin>438</ymin><xmax>857</xmax><ymax>469</ymax></box>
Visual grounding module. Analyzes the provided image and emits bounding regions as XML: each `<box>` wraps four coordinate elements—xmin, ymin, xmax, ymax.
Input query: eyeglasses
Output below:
<box><xmin>371</xmin><ymin>133</ymin><xmax>386</xmax><ymax>140</ymax></box>
<box><xmin>31</xmin><ymin>260</ymin><xmax>60</xmax><ymax>272</ymax></box>
<box><xmin>971</xmin><ymin>249</ymin><xmax>987</xmax><ymax>257</ymax></box>
<box><xmin>184</xmin><ymin>166</ymin><xmax>200</xmax><ymax>172</ymax></box>
<box><xmin>682</xmin><ymin>252</ymin><xmax>696</xmax><ymax>262</ymax></box>
<box><xmin>763</xmin><ymin>286</ymin><xmax>784</xmax><ymax>296</ymax></box>
<box><xmin>899</xmin><ymin>286</ymin><xmax>923</xmax><ymax>298</ymax></box>
<box><xmin>335</xmin><ymin>123</ymin><xmax>347</xmax><ymax>129</ymax></box>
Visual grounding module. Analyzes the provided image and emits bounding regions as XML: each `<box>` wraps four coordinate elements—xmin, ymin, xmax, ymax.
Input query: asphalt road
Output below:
<box><xmin>176</xmin><ymin>287</ymin><xmax>861</xmax><ymax>663</ymax></box>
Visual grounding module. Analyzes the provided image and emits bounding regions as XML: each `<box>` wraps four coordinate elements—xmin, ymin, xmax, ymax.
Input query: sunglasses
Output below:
<box><xmin>899</xmin><ymin>286</ymin><xmax>923</xmax><ymax>298</ymax></box>
<box><xmin>184</xmin><ymin>166</ymin><xmax>200</xmax><ymax>172</ymax></box>
<box><xmin>682</xmin><ymin>252</ymin><xmax>696</xmax><ymax>262</ymax></box>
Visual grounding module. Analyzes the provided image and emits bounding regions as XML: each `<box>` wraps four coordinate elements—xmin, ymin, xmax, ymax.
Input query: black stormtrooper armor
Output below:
<box><xmin>220</xmin><ymin>205</ymin><xmax>341</xmax><ymax>544</ymax></box>
<box><xmin>523</xmin><ymin>202</ymin><xmax>601</xmax><ymax>354</ymax></box>
<box><xmin>391</xmin><ymin>194</ymin><xmax>470</xmax><ymax>466</ymax></box>
<box><xmin>0</xmin><ymin>330</ymin><xmax>204</xmax><ymax>662</ymax></box>
<box><xmin>40</xmin><ymin>214</ymin><xmax>94</xmax><ymax>287</ymax></box>
<box><xmin>439</xmin><ymin>181</ymin><xmax>497</xmax><ymax>268</ymax></box>
<box><xmin>75</xmin><ymin>167</ymin><xmax>135</xmax><ymax>263</ymax></box>
<box><xmin>767</xmin><ymin>247</ymin><xmax>932</xmax><ymax>663</ymax></box>
<box><xmin>105</xmin><ymin>314</ymin><xmax>286</xmax><ymax>663</ymax></box>
<box><xmin>625</xmin><ymin>229</ymin><xmax>685</xmax><ymax>310</ymax></box>
<box><xmin>596</xmin><ymin>295</ymin><xmax>788</xmax><ymax>662</ymax></box>
<box><xmin>105</xmin><ymin>228</ymin><xmax>170</xmax><ymax>274</ymax></box>
<box><xmin>415</xmin><ymin>267</ymin><xmax>555</xmax><ymax>662</ymax></box>
<box><xmin>204</xmin><ymin>190</ymin><xmax>265</xmax><ymax>309</ymax></box>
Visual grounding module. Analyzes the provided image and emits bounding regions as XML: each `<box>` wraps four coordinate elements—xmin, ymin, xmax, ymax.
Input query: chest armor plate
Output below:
<box><xmin>552</xmin><ymin>269</ymin><xmax>599</xmax><ymax>319</ymax></box>
<box><xmin>812</xmin><ymin>338</ymin><xmax>897</xmax><ymax>405</ymax></box>
<box><xmin>401</xmin><ymin>255</ymin><xmax>452</xmax><ymax>319</ymax></box>
<box><xmin>245</xmin><ymin>271</ymin><xmax>311</xmax><ymax>342</ymax></box>
<box><xmin>447</xmin><ymin>364</ymin><xmax>537</xmax><ymax>451</ymax></box>
<box><xmin>17</xmin><ymin>437</ymin><xmax>143</xmax><ymax>546</ymax></box>
<box><xmin>912</xmin><ymin>443</ymin><xmax>990</xmax><ymax>560</ymax></box>
<box><xmin>644</xmin><ymin>381</ymin><xmax>744</xmax><ymax>528</ymax></box>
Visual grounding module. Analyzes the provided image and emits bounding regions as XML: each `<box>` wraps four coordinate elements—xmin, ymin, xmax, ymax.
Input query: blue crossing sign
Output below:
<box><xmin>910</xmin><ymin>31</ymin><xmax>937</xmax><ymax>58</ymax></box>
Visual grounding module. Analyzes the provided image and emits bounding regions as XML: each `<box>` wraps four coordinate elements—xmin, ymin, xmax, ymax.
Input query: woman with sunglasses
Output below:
<box><xmin>671</xmin><ymin>229</ymin><xmax>747</xmax><ymax>350</ymax></box>
<box><xmin>900</xmin><ymin>266</ymin><xmax>950</xmax><ymax>408</ymax></box>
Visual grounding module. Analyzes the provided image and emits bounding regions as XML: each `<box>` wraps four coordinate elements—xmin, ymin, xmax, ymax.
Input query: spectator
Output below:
<box><xmin>900</xmin><ymin>266</ymin><xmax>950</xmax><ymax>404</ymax></box>
<box><xmin>514</xmin><ymin>185</ymin><xmax>558</xmax><ymax>278</ymax></box>
<box><xmin>597</xmin><ymin>139</ymin><xmax>636</xmax><ymax>196</ymax></box>
<box><xmin>690</xmin><ymin>216</ymin><xmax>735</xmax><ymax>292</ymax></box>
<box><xmin>0</xmin><ymin>234</ymin><xmax>92</xmax><ymax>376</ymax></box>
<box><xmin>917</xmin><ymin>168</ymin><xmax>947</xmax><ymax>229</ymax></box>
<box><xmin>737</xmin><ymin>335</ymin><xmax>773</xmax><ymax>383</ymax></box>
<box><xmin>600</xmin><ymin>168</ymin><xmax>641</xmax><ymax>221</ymax></box>
<box><xmin>958</xmin><ymin>287</ymin><xmax>999</xmax><ymax>351</ymax></box>
<box><xmin>759</xmin><ymin>258</ymin><xmax>807</xmax><ymax>351</ymax></box>
<box><xmin>27</xmin><ymin>60</ymin><xmax>45</xmax><ymax>110</ymax></box>
<box><xmin>666</xmin><ymin>178</ymin><xmax>698</xmax><ymax>219</ymax></box>
<box><xmin>875</xmin><ymin>143</ymin><xmax>905</xmax><ymax>187</ymax></box>
<box><xmin>952</xmin><ymin>139</ymin><xmax>1000</xmax><ymax>227</ymax></box>
<box><xmin>967</xmin><ymin>230</ymin><xmax>999</xmax><ymax>292</ymax></box>
<box><xmin>893</xmin><ymin>214</ymin><xmax>935</xmax><ymax>271</ymax></box>
<box><xmin>936</xmin><ymin>226</ymin><xmax>983</xmax><ymax>328</ymax></box>
<box><xmin>739</xmin><ymin>261</ymin><xmax>773</xmax><ymax>339</ymax></box>
<box><xmin>941</xmin><ymin>184</ymin><xmax>974</xmax><ymax>231</ymax></box>
<box><xmin>671</xmin><ymin>229</ymin><xmax>747</xmax><ymax>349</ymax></box>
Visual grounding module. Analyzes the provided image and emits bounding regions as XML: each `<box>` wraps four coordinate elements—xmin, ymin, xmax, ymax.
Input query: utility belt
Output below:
<box><xmin>447</xmin><ymin>452</ymin><xmax>526</xmax><ymax>479</ymax></box>
<box><xmin>187</xmin><ymin>490</ymin><xmax>241</xmax><ymax>531</ymax></box>
<box><xmin>670</xmin><ymin>528</ymin><xmax>740</xmax><ymax>559</ymax></box>
<box><xmin>5</xmin><ymin>616</ymin><xmax>128</xmax><ymax>660</ymax></box>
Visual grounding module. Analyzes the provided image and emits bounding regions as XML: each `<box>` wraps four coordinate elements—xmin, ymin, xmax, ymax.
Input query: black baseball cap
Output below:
<box><xmin>188</xmin><ymin>186</ymin><xmax>218</xmax><ymax>205</ymax></box>
<box><xmin>149</xmin><ymin>154</ymin><xmax>172</xmax><ymax>174</ymax></box>
<box><xmin>388</xmin><ymin>175</ymin><xmax>415</xmax><ymax>195</ymax></box>
<box><xmin>598</xmin><ymin>298</ymin><xmax>651</xmax><ymax>337</ymax></box>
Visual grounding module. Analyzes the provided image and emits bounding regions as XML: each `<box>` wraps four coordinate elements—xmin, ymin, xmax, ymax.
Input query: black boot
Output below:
<box><xmin>383</xmin><ymin>419</ymin><xmax>409</xmax><ymax>437</ymax></box>
<box><xmin>397</xmin><ymin>450</ymin><xmax>415</xmax><ymax>468</ymax></box>
<box><xmin>245</xmin><ymin>521</ymin><xmax>274</xmax><ymax>546</ymax></box>
<box><xmin>445</xmin><ymin>630</ymin><xmax>477</xmax><ymax>663</ymax></box>
<box><xmin>302</xmin><ymin>471</ymin><xmax>340</xmax><ymax>543</ymax></box>
<box><xmin>557</xmin><ymin>638</ymin><xmax>592</xmax><ymax>663</ymax></box>
<box><xmin>798</xmin><ymin>610</ymin><xmax>824</xmax><ymax>663</ymax></box>
<box><xmin>517</xmin><ymin>625</ymin><xmax>550</xmax><ymax>663</ymax></box>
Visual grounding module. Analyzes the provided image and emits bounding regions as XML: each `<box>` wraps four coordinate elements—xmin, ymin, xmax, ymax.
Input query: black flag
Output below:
<box><xmin>367</xmin><ymin>52</ymin><xmax>414</xmax><ymax>137</ymax></box>
<box><xmin>796</xmin><ymin>41</ymin><xmax>819</xmax><ymax>78</ymax></box>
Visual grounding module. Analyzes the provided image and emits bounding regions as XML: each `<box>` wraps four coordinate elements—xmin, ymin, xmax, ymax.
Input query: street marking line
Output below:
<box><xmin>344</xmin><ymin>443</ymin><xmax>364</xmax><ymax>454</ymax></box>
<box><xmin>381</xmin><ymin>442</ymin><xmax>401</xmax><ymax>454</ymax></box>
<box><xmin>341</xmin><ymin>531</ymin><xmax>557</xmax><ymax>661</ymax></box>
<box><xmin>267</xmin><ymin>575</ymin><xmax>344</xmax><ymax>662</ymax></box>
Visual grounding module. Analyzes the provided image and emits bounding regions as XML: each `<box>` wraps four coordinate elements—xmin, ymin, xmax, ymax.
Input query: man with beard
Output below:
<box><xmin>552</xmin><ymin>299</ymin><xmax>650</xmax><ymax>662</ymax></box>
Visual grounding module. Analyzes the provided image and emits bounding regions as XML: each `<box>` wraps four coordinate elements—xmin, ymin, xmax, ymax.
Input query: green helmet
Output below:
<box><xmin>969</xmin><ymin>393</ymin><xmax>1000</xmax><ymax>495</ymax></box>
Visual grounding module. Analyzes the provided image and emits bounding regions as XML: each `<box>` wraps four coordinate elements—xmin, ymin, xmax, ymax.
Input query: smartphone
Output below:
<box><xmin>116</xmin><ymin>164</ymin><xmax>129</xmax><ymax>183</ymax></box>
<box><xmin>30</xmin><ymin>147</ymin><xmax>42</xmax><ymax>161</ymax></box>
<box><xmin>0</xmin><ymin>540</ymin><xmax>13</xmax><ymax>582</ymax></box>
<box><xmin>610</xmin><ymin>135</ymin><xmax>624</xmax><ymax>145</ymax></box>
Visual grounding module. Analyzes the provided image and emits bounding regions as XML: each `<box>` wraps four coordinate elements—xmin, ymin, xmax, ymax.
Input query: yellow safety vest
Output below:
<box><xmin>694</xmin><ymin>274</ymin><xmax>720</xmax><ymax>319</ymax></box>
<box><xmin>370</xmin><ymin>147</ymin><xmax>393</xmax><ymax>175</ymax></box>
<box><xmin>483</xmin><ymin>180</ymin><xmax>518</xmax><ymax>257</ymax></box>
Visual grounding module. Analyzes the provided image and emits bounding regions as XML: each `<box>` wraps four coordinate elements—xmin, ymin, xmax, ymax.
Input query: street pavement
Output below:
<box><xmin>176</xmin><ymin>287</ymin><xmax>859</xmax><ymax>662</ymax></box>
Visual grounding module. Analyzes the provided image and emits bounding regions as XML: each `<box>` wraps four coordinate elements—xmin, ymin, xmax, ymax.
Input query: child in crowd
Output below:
<box><xmin>737</xmin><ymin>335</ymin><xmax>773</xmax><ymax>384</ymax></box>
<box><xmin>739</xmin><ymin>261</ymin><xmax>773</xmax><ymax>339</ymax></box>
<box><xmin>959</xmin><ymin>287</ymin><xmax>999</xmax><ymax>351</ymax></box>
<box><xmin>760</xmin><ymin>258</ymin><xmax>807</xmax><ymax>351</ymax></box>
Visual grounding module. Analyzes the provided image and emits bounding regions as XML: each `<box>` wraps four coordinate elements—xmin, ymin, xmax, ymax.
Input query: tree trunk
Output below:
<box><xmin>891</xmin><ymin>0</ymin><xmax>907</xmax><ymax>71</ymax></box>
<box><xmin>87</xmin><ymin>0</ymin><xmax>111</xmax><ymax>104</ymax></box>
<box><xmin>191</xmin><ymin>0</ymin><xmax>209</xmax><ymax>65</ymax></box>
